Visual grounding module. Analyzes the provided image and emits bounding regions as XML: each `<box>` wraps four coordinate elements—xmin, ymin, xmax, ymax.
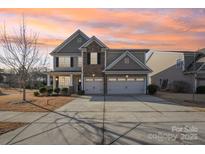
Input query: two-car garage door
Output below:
<box><xmin>84</xmin><ymin>77</ymin><xmax>104</xmax><ymax>94</ymax></box>
<box><xmin>107</xmin><ymin>77</ymin><xmax>145</xmax><ymax>94</ymax></box>
<box><xmin>84</xmin><ymin>77</ymin><xmax>146</xmax><ymax>95</ymax></box>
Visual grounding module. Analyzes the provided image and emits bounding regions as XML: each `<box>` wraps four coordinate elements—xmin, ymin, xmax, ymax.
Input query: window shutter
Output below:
<box><xmin>70</xmin><ymin>57</ymin><xmax>74</xmax><ymax>67</ymax></box>
<box><xmin>97</xmin><ymin>53</ymin><xmax>101</xmax><ymax>64</ymax></box>
<box><xmin>56</xmin><ymin>57</ymin><xmax>59</xmax><ymax>67</ymax></box>
<box><xmin>87</xmin><ymin>53</ymin><xmax>90</xmax><ymax>64</ymax></box>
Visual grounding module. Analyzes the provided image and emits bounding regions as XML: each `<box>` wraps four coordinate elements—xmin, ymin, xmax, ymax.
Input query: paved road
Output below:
<box><xmin>0</xmin><ymin>95</ymin><xmax>205</xmax><ymax>145</ymax></box>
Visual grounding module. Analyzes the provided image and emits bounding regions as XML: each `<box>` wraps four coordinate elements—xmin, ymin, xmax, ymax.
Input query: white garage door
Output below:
<box><xmin>84</xmin><ymin>77</ymin><xmax>104</xmax><ymax>94</ymax></box>
<box><xmin>107</xmin><ymin>77</ymin><xmax>145</xmax><ymax>94</ymax></box>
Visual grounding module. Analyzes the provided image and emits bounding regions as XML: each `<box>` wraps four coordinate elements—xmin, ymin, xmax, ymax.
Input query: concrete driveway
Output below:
<box><xmin>0</xmin><ymin>95</ymin><xmax>205</xmax><ymax>145</ymax></box>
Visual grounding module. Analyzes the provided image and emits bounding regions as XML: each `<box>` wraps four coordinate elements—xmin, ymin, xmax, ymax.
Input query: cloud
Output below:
<box><xmin>0</xmin><ymin>8</ymin><xmax>205</xmax><ymax>52</ymax></box>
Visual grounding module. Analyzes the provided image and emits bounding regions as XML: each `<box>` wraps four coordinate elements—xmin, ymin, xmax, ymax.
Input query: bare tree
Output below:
<box><xmin>0</xmin><ymin>16</ymin><xmax>44</xmax><ymax>102</ymax></box>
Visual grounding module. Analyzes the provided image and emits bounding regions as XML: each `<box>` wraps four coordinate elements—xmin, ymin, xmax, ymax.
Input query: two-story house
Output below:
<box><xmin>147</xmin><ymin>49</ymin><xmax>205</xmax><ymax>92</ymax></box>
<box><xmin>47</xmin><ymin>30</ymin><xmax>152</xmax><ymax>95</ymax></box>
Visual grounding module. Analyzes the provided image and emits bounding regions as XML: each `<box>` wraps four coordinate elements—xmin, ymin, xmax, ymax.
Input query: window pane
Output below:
<box><xmin>59</xmin><ymin>57</ymin><xmax>70</xmax><ymax>67</ymax></box>
<box><xmin>136</xmin><ymin>77</ymin><xmax>144</xmax><ymax>81</ymax></box>
<box><xmin>78</xmin><ymin>57</ymin><xmax>82</xmax><ymax>67</ymax></box>
<box><xmin>108</xmin><ymin>78</ymin><xmax>117</xmax><ymax>81</ymax></box>
<box><xmin>118</xmin><ymin>78</ymin><xmax>126</xmax><ymax>81</ymax></box>
<box><xmin>91</xmin><ymin>52</ymin><xmax>97</xmax><ymax>64</ymax></box>
<box><xmin>59</xmin><ymin>76</ymin><xmax>70</xmax><ymax>88</ymax></box>
<box><xmin>94</xmin><ymin>78</ymin><xmax>103</xmax><ymax>81</ymax></box>
<box><xmin>127</xmin><ymin>78</ymin><xmax>135</xmax><ymax>81</ymax></box>
<box><xmin>85</xmin><ymin>78</ymin><xmax>94</xmax><ymax>81</ymax></box>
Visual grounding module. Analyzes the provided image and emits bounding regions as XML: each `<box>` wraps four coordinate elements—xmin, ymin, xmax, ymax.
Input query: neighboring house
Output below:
<box><xmin>0</xmin><ymin>72</ymin><xmax>18</xmax><ymax>88</ymax></box>
<box><xmin>146</xmin><ymin>50</ymin><xmax>205</xmax><ymax>92</ymax></box>
<box><xmin>47</xmin><ymin>30</ymin><xmax>152</xmax><ymax>95</ymax></box>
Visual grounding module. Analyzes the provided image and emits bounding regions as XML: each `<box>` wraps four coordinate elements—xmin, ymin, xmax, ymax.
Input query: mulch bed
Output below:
<box><xmin>0</xmin><ymin>88</ymin><xmax>74</xmax><ymax>112</ymax></box>
<box><xmin>0</xmin><ymin>122</ymin><xmax>27</xmax><ymax>135</ymax></box>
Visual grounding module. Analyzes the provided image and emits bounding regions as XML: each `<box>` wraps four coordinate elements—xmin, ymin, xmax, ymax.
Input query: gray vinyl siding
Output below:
<box><xmin>106</xmin><ymin>52</ymin><xmax>122</xmax><ymax>66</ymax></box>
<box><xmin>151</xmin><ymin>64</ymin><xmax>194</xmax><ymax>91</ymax></box>
<box><xmin>106</xmin><ymin>51</ymin><xmax>146</xmax><ymax>66</ymax></box>
<box><xmin>109</xmin><ymin>55</ymin><xmax>147</xmax><ymax>71</ymax></box>
<box><xmin>130</xmin><ymin>52</ymin><xmax>145</xmax><ymax>63</ymax></box>
<box><xmin>57</xmin><ymin>34</ymin><xmax>88</xmax><ymax>53</ymax></box>
<box><xmin>53</xmin><ymin>56</ymin><xmax>81</xmax><ymax>72</ymax></box>
<box><xmin>51</xmin><ymin>52</ymin><xmax>81</xmax><ymax>56</ymax></box>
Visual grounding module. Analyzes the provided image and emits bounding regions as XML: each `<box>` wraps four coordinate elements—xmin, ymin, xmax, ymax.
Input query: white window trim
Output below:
<box><xmin>59</xmin><ymin>56</ymin><xmax>70</xmax><ymax>67</ymax></box>
<box><xmin>90</xmin><ymin>52</ymin><xmax>98</xmax><ymax>64</ymax></box>
<box><xmin>85</xmin><ymin>78</ymin><xmax>94</xmax><ymax>81</ymax></box>
<box><xmin>136</xmin><ymin>77</ymin><xmax>144</xmax><ymax>81</ymax></box>
<box><xmin>127</xmin><ymin>78</ymin><xmax>135</xmax><ymax>81</ymax></box>
<box><xmin>78</xmin><ymin>56</ymin><xmax>82</xmax><ymax>67</ymax></box>
<box><xmin>94</xmin><ymin>78</ymin><xmax>103</xmax><ymax>81</ymax></box>
<box><xmin>118</xmin><ymin>78</ymin><xmax>126</xmax><ymax>81</ymax></box>
<box><xmin>108</xmin><ymin>77</ymin><xmax>117</xmax><ymax>81</ymax></box>
<box><xmin>59</xmin><ymin>76</ymin><xmax>70</xmax><ymax>88</ymax></box>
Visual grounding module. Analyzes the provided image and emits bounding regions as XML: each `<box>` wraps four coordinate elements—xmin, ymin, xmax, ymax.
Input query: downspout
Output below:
<box><xmin>81</xmin><ymin>49</ymin><xmax>84</xmax><ymax>91</ymax></box>
<box><xmin>192</xmin><ymin>50</ymin><xmax>197</xmax><ymax>103</ymax></box>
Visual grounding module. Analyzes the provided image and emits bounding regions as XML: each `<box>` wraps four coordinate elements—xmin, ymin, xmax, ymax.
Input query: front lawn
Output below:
<box><xmin>156</xmin><ymin>91</ymin><xmax>205</xmax><ymax>108</ymax></box>
<box><xmin>0</xmin><ymin>122</ymin><xmax>26</xmax><ymax>135</ymax></box>
<box><xmin>0</xmin><ymin>88</ymin><xmax>74</xmax><ymax>112</ymax></box>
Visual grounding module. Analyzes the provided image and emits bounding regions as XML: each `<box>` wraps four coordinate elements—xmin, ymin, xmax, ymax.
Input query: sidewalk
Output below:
<box><xmin>0</xmin><ymin>111</ymin><xmax>48</xmax><ymax>123</ymax></box>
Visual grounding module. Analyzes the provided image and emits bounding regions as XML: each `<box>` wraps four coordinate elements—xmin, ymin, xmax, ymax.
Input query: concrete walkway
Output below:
<box><xmin>0</xmin><ymin>95</ymin><xmax>205</xmax><ymax>145</ymax></box>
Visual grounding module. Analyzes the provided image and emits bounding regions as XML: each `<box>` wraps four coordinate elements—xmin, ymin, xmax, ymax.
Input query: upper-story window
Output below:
<box><xmin>87</xmin><ymin>52</ymin><xmax>101</xmax><ymax>65</ymax></box>
<box><xmin>90</xmin><ymin>52</ymin><xmax>98</xmax><ymax>64</ymax></box>
<box><xmin>176</xmin><ymin>59</ymin><xmax>184</xmax><ymax>69</ymax></box>
<box><xmin>59</xmin><ymin>57</ymin><xmax>70</xmax><ymax>67</ymax></box>
<box><xmin>78</xmin><ymin>57</ymin><xmax>82</xmax><ymax>67</ymax></box>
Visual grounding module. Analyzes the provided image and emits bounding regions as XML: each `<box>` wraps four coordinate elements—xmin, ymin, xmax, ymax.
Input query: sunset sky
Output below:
<box><xmin>0</xmin><ymin>8</ymin><xmax>205</xmax><ymax>56</ymax></box>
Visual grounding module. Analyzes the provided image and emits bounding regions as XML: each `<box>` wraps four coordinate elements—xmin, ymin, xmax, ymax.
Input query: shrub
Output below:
<box><xmin>0</xmin><ymin>89</ymin><xmax>2</xmax><ymax>93</ymax></box>
<box><xmin>169</xmin><ymin>81</ymin><xmax>191</xmax><ymax>93</ymax></box>
<box><xmin>147</xmin><ymin>84</ymin><xmax>158</xmax><ymax>95</ymax></box>
<box><xmin>33</xmin><ymin>91</ymin><xmax>40</xmax><ymax>97</ymax></box>
<box><xmin>54</xmin><ymin>88</ymin><xmax>60</xmax><ymax>95</ymax></box>
<box><xmin>39</xmin><ymin>87</ymin><xmax>47</xmax><ymax>95</ymax></box>
<box><xmin>78</xmin><ymin>90</ymin><xmax>85</xmax><ymax>95</ymax></box>
<box><xmin>61</xmin><ymin>88</ymin><xmax>70</xmax><ymax>96</ymax></box>
<box><xmin>196</xmin><ymin>86</ymin><xmax>205</xmax><ymax>94</ymax></box>
<box><xmin>47</xmin><ymin>88</ymin><xmax>53</xmax><ymax>96</ymax></box>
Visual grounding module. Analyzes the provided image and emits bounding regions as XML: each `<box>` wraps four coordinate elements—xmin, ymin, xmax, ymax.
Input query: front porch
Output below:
<box><xmin>47</xmin><ymin>71</ymin><xmax>81</xmax><ymax>93</ymax></box>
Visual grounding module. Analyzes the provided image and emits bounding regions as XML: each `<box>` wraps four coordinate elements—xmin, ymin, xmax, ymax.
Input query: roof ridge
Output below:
<box><xmin>79</xmin><ymin>35</ymin><xmax>108</xmax><ymax>49</ymax></box>
<box><xmin>50</xmin><ymin>29</ymin><xmax>89</xmax><ymax>54</ymax></box>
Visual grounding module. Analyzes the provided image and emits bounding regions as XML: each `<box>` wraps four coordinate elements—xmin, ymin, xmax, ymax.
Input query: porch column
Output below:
<box><xmin>194</xmin><ymin>73</ymin><xmax>197</xmax><ymax>92</ymax></box>
<box><xmin>145</xmin><ymin>75</ymin><xmax>148</xmax><ymax>94</ymax></box>
<box><xmin>70</xmin><ymin>74</ymin><xmax>73</xmax><ymax>86</ymax></box>
<box><xmin>53</xmin><ymin>75</ymin><xmax>56</xmax><ymax>89</ymax></box>
<box><xmin>47</xmin><ymin>74</ymin><xmax>51</xmax><ymax>86</ymax></box>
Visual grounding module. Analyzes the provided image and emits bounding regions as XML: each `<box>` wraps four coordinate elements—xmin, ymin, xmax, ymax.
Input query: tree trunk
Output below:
<box><xmin>22</xmin><ymin>81</ymin><xmax>26</xmax><ymax>102</ymax></box>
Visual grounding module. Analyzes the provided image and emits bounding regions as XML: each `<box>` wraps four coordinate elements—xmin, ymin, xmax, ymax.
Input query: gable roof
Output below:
<box><xmin>184</xmin><ymin>49</ymin><xmax>205</xmax><ymax>73</ymax></box>
<box><xmin>79</xmin><ymin>36</ymin><xmax>108</xmax><ymax>49</ymax></box>
<box><xmin>50</xmin><ymin>29</ymin><xmax>89</xmax><ymax>54</ymax></box>
<box><xmin>108</xmin><ymin>49</ymin><xmax>149</xmax><ymax>52</ymax></box>
<box><xmin>104</xmin><ymin>51</ymin><xmax>152</xmax><ymax>72</ymax></box>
